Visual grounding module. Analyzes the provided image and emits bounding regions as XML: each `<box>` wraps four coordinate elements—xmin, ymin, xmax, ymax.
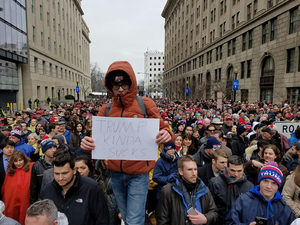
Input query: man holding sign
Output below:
<box><xmin>81</xmin><ymin>61</ymin><xmax>173</xmax><ymax>225</ymax></box>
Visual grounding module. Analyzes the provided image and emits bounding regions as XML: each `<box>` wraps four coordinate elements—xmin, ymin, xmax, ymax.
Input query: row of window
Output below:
<box><xmin>149</xmin><ymin>56</ymin><xmax>163</xmax><ymax>60</ymax></box>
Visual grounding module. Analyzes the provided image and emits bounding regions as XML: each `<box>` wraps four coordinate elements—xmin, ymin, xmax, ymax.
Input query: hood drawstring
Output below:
<box><xmin>266</xmin><ymin>200</ymin><xmax>274</xmax><ymax>219</ymax></box>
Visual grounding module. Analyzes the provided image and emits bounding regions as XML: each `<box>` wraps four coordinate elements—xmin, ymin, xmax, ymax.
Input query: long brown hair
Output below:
<box><xmin>262</xmin><ymin>144</ymin><xmax>281</xmax><ymax>163</ymax></box>
<box><xmin>294</xmin><ymin>163</ymin><xmax>300</xmax><ymax>187</ymax></box>
<box><xmin>8</xmin><ymin>151</ymin><xmax>30</xmax><ymax>176</ymax></box>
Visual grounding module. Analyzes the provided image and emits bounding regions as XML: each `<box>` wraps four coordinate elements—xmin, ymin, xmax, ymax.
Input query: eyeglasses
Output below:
<box><xmin>112</xmin><ymin>83</ymin><xmax>129</xmax><ymax>90</ymax></box>
<box><xmin>208</xmin><ymin>129</ymin><xmax>215</xmax><ymax>132</ymax></box>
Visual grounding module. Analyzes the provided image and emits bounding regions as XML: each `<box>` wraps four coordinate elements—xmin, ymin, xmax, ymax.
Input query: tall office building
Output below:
<box><xmin>23</xmin><ymin>0</ymin><xmax>91</xmax><ymax>107</ymax></box>
<box><xmin>0</xmin><ymin>0</ymin><xmax>28</xmax><ymax>107</ymax></box>
<box><xmin>144</xmin><ymin>50</ymin><xmax>164</xmax><ymax>98</ymax></box>
<box><xmin>162</xmin><ymin>0</ymin><xmax>300</xmax><ymax>103</ymax></box>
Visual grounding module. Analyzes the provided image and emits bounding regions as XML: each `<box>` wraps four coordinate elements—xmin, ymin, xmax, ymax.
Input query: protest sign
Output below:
<box><xmin>92</xmin><ymin>116</ymin><xmax>160</xmax><ymax>160</ymax></box>
<box><xmin>274</xmin><ymin>121</ymin><xmax>300</xmax><ymax>139</ymax></box>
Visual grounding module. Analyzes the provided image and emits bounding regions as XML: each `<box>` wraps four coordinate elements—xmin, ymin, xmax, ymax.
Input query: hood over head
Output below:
<box><xmin>53</xmin><ymin>135</ymin><xmax>66</xmax><ymax>150</ymax></box>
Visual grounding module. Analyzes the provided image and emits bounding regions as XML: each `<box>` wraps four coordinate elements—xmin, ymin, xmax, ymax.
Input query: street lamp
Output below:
<box><xmin>76</xmin><ymin>78</ymin><xmax>79</xmax><ymax>102</ymax></box>
<box><xmin>233</xmin><ymin>68</ymin><xmax>239</xmax><ymax>102</ymax></box>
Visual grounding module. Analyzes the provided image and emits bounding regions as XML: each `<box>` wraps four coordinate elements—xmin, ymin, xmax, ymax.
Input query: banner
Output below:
<box><xmin>273</xmin><ymin>121</ymin><xmax>300</xmax><ymax>139</ymax></box>
<box><xmin>92</xmin><ymin>116</ymin><xmax>159</xmax><ymax>160</ymax></box>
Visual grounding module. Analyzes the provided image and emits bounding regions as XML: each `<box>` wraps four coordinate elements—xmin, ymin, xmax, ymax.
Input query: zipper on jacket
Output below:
<box><xmin>119</xmin><ymin>95</ymin><xmax>124</xmax><ymax>173</ymax></box>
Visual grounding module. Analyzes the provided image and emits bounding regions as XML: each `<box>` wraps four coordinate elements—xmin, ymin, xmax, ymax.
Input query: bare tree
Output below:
<box><xmin>90</xmin><ymin>63</ymin><xmax>106</xmax><ymax>92</ymax></box>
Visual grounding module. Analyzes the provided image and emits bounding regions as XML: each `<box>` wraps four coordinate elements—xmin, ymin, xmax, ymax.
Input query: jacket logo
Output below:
<box><xmin>75</xmin><ymin>198</ymin><xmax>83</xmax><ymax>203</ymax></box>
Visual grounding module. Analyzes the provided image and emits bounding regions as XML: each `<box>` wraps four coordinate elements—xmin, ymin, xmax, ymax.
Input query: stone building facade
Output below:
<box><xmin>162</xmin><ymin>0</ymin><xmax>300</xmax><ymax>104</ymax></box>
<box><xmin>23</xmin><ymin>0</ymin><xmax>91</xmax><ymax>107</ymax></box>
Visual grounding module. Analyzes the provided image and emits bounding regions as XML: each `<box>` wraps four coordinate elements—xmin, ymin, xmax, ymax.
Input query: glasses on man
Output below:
<box><xmin>112</xmin><ymin>83</ymin><xmax>129</xmax><ymax>90</ymax></box>
<box><xmin>207</xmin><ymin>129</ymin><xmax>215</xmax><ymax>132</ymax></box>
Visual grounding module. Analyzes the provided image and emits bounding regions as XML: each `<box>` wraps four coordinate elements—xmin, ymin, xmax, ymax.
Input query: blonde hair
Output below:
<box><xmin>28</xmin><ymin>133</ymin><xmax>39</xmax><ymax>141</ymax></box>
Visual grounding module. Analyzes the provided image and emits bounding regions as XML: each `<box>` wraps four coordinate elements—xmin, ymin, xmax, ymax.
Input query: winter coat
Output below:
<box><xmin>245</xmin><ymin>144</ymin><xmax>258</xmax><ymax>161</ymax></box>
<box><xmin>30</xmin><ymin>156</ymin><xmax>53</xmax><ymax>204</ymax></box>
<box><xmin>289</xmin><ymin>132</ymin><xmax>300</xmax><ymax>148</ymax></box>
<box><xmin>197</xmin><ymin>163</ymin><xmax>215</xmax><ymax>186</ymax></box>
<box><xmin>97</xmin><ymin>61</ymin><xmax>173</xmax><ymax>175</ymax></box>
<box><xmin>14</xmin><ymin>139</ymin><xmax>35</xmax><ymax>158</ymax></box>
<box><xmin>194</xmin><ymin>146</ymin><xmax>212</xmax><ymax>168</ymax></box>
<box><xmin>153</xmin><ymin>150</ymin><xmax>179</xmax><ymax>199</ymax></box>
<box><xmin>222</xmin><ymin>125</ymin><xmax>232</xmax><ymax>135</ymax></box>
<box><xmin>156</xmin><ymin>176</ymin><xmax>218</xmax><ymax>225</ymax></box>
<box><xmin>208</xmin><ymin>173</ymin><xmax>254</xmax><ymax>224</ymax></box>
<box><xmin>69</xmin><ymin>132</ymin><xmax>82</xmax><ymax>149</ymax></box>
<box><xmin>224</xmin><ymin>185</ymin><xmax>294</xmax><ymax>225</ymax></box>
<box><xmin>2</xmin><ymin>163</ymin><xmax>33</xmax><ymax>224</ymax></box>
<box><xmin>40</xmin><ymin>172</ymin><xmax>109</xmax><ymax>225</ymax></box>
<box><xmin>282</xmin><ymin>174</ymin><xmax>300</xmax><ymax>218</ymax></box>
<box><xmin>286</xmin><ymin>159</ymin><xmax>300</xmax><ymax>172</ymax></box>
<box><xmin>62</xmin><ymin>129</ymin><xmax>72</xmax><ymax>144</ymax></box>
<box><xmin>231</xmin><ymin>135</ymin><xmax>248</xmax><ymax>158</ymax></box>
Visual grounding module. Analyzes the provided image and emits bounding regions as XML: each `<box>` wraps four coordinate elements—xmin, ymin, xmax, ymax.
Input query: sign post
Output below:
<box><xmin>217</xmin><ymin>92</ymin><xmax>222</xmax><ymax>109</ymax></box>
<box><xmin>232</xmin><ymin>80</ymin><xmax>239</xmax><ymax>102</ymax></box>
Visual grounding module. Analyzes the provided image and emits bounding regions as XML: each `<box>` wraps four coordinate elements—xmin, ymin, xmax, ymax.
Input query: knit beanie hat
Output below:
<box><xmin>164</xmin><ymin>142</ymin><xmax>176</xmax><ymax>152</ymax></box>
<box><xmin>205</xmin><ymin>137</ymin><xmax>221</xmax><ymax>150</ymax></box>
<box><xmin>237</xmin><ymin>125</ymin><xmax>247</xmax><ymax>135</ymax></box>
<box><xmin>258</xmin><ymin>164</ymin><xmax>283</xmax><ymax>187</ymax></box>
<box><xmin>9</xmin><ymin>129</ymin><xmax>22</xmax><ymax>139</ymax></box>
<box><xmin>41</xmin><ymin>139</ymin><xmax>57</xmax><ymax>153</ymax></box>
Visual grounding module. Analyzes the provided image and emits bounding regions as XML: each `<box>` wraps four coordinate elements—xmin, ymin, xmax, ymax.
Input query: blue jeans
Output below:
<box><xmin>111</xmin><ymin>172</ymin><xmax>149</xmax><ymax>225</ymax></box>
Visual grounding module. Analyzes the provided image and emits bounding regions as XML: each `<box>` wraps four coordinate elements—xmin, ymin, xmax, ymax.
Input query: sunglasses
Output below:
<box><xmin>208</xmin><ymin>129</ymin><xmax>215</xmax><ymax>132</ymax></box>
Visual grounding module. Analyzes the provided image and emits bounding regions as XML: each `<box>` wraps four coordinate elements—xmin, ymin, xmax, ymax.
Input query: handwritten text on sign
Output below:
<box><xmin>92</xmin><ymin>116</ymin><xmax>160</xmax><ymax>160</ymax></box>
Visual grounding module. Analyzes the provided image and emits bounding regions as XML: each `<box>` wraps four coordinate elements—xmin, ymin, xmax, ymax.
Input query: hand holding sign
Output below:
<box><xmin>91</xmin><ymin>116</ymin><xmax>159</xmax><ymax>160</ymax></box>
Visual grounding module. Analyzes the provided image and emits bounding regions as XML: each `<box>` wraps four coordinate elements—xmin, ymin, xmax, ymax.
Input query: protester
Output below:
<box><xmin>156</xmin><ymin>155</ymin><xmax>218</xmax><ymax>224</ymax></box>
<box><xmin>2</xmin><ymin>151</ymin><xmax>33</xmax><ymax>224</ymax></box>
<box><xmin>173</xmin><ymin>134</ymin><xmax>183</xmax><ymax>156</ymax></box>
<box><xmin>69</xmin><ymin>122</ymin><xmax>86</xmax><ymax>149</ymax></box>
<box><xmin>8</xmin><ymin>128</ymin><xmax>35</xmax><ymax>157</ymax></box>
<box><xmin>225</xmin><ymin>164</ymin><xmax>294</xmax><ymax>225</ymax></box>
<box><xmin>286</xmin><ymin>143</ymin><xmax>300</xmax><ymax>172</ymax></box>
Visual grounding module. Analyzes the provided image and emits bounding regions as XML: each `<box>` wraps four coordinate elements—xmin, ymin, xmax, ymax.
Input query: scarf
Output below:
<box><xmin>222</xmin><ymin>170</ymin><xmax>247</xmax><ymax>212</ymax></box>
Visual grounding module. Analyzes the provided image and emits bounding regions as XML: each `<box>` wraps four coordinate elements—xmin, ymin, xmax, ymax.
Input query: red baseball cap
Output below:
<box><xmin>225</xmin><ymin>116</ymin><xmax>233</xmax><ymax>120</ymax></box>
<box><xmin>50</xmin><ymin>117</ymin><xmax>59</xmax><ymax>123</ymax></box>
<box><xmin>36</xmin><ymin>111</ymin><xmax>42</xmax><ymax>114</ymax></box>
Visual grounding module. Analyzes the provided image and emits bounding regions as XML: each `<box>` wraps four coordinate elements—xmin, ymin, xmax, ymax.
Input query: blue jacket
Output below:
<box><xmin>153</xmin><ymin>150</ymin><xmax>179</xmax><ymax>199</ymax></box>
<box><xmin>225</xmin><ymin>185</ymin><xmax>294</xmax><ymax>225</ymax></box>
<box><xmin>289</xmin><ymin>132</ymin><xmax>299</xmax><ymax>148</ymax></box>
<box><xmin>63</xmin><ymin>130</ymin><xmax>72</xmax><ymax>144</ymax></box>
<box><xmin>15</xmin><ymin>139</ymin><xmax>35</xmax><ymax>157</ymax></box>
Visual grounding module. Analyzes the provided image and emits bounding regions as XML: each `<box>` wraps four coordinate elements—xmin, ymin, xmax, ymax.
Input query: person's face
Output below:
<box><xmin>59</xmin><ymin>124</ymin><xmax>65</xmax><ymax>133</ymax></box>
<box><xmin>39</xmin><ymin>130</ymin><xmax>46</xmax><ymax>137</ymax></box>
<box><xmin>259</xmin><ymin>179</ymin><xmax>278</xmax><ymax>201</ymax></box>
<box><xmin>76</xmin><ymin>124</ymin><xmax>83</xmax><ymax>132</ymax></box>
<box><xmin>291</xmin><ymin>145</ymin><xmax>299</xmax><ymax>159</ymax></box>
<box><xmin>179</xmin><ymin>161</ymin><xmax>197</xmax><ymax>184</ymax></box>
<box><xmin>16</xmin><ymin>116</ymin><xmax>23</xmax><ymax>121</ymax></box>
<box><xmin>212</xmin><ymin>156</ymin><xmax>228</xmax><ymax>172</ymax></box>
<box><xmin>206</xmin><ymin>127</ymin><xmax>215</xmax><ymax>137</ymax></box>
<box><xmin>21</xmin><ymin>123</ymin><xmax>27</xmax><ymax>131</ymax></box>
<box><xmin>36</xmin><ymin>114</ymin><xmax>42</xmax><ymax>119</ymax></box>
<box><xmin>53</xmin><ymin>139</ymin><xmax>59</xmax><ymax>147</ymax></box>
<box><xmin>178</xmin><ymin>124</ymin><xmax>184</xmax><ymax>132</ymax></box>
<box><xmin>31</xmin><ymin>120</ymin><xmax>37</xmax><ymax>126</ymax></box>
<box><xmin>225</xmin><ymin>119</ymin><xmax>233</xmax><ymax>126</ymax></box>
<box><xmin>276</xmin><ymin>113</ymin><xmax>282</xmax><ymax>118</ymax></box>
<box><xmin>14</xmin><ymin>157</ymin><xmax>25</xmax><ymax>169</ymax></box>
<box><xmin>75</xmin><ymin>160</ymin><xmax>90</xmax><ymax>177</ymax></box>
<box><xmin>214</xmin><ymin>124</ymin><xmax>221</xmax><ymax>130</ymax></box>
<box><xmin>175</xmin><ymin>136</ymin><xmax>183</xmax><ymax>147</ymax></box>
<box><xmin>54</xmin><ymin>163</ymin><xmax>76</xmax><ymax>187</ymax></box>
<box><xmin>9</xmin><ymin>135</ymin><xmax>20</xmax><ymax>144</ymax></box>
<box><xmin>297</xmin><ymin>112</ymin><xmax>300</xmax><ymax>118</ymax></box>
<box><xmin>36</xmin><ymin>124</ymin><xmax>42</xmax><ymax>130</ymax></box>
<box><xmin>228</xmin><ymin>163</ymin><xmax>244</xmax><ymax>179</ymax></box>
<box><xmin>166</xmin><ymin>148</ymin><xmax>175</xmax><ymax>158</ymax></box>
<box><xmin>28</xmin><ymin>137</ymin><xmax>37</xmax><ymax>146</ymax></box>
<box><xmin>181</xmin><ymin>114</ymin><xmax>187</xmax><ymax>121</ymax></box>
<box><xmin>53</xmin><ymin>125</ymin><xmax>59</xmax><ymax>134</ymax></box>
<box><xmin>185</xmin><ymin>127</ymin><xmax>193</xmax><ymax>135</ymax></box>
<box><xmin>7</xmin><ymin>118</ymin><xmax>14</xmax><ymax>125</ymax></box>
<box><xmin>186</xmin><ymin>113</ymin><xmax>190</xmax><ymax>119</ymax></box>
<box><xmin>204</xmin><ymin>119</ymin><xmax>210</xmax><ymax>127</ymax></box>
<box><xmin>264</xmin><ymin>148</ymin><xmax>277</xmax><ymax>163</ymax></box>
<box><xmin>183</xmin><ymin>137</ymin><xmax>192</xmax><ymax>147</ymax></box>
<box><xmin>25</xmin><ymin>214</ymin><xmax>58</xmax><ymax>225</ymax></box>
<box><xmin>2</xmin><ymin>145</ymin><xmax>14</xmax><ymax>158</ymax></box>
<box><xmin>193</xmin><ymin>131</ymin><xmax>199</xmax><ymax>138</ymax></box>
<box><xmin>274</xmin><ymin>107</ymin><xmax>279</xmax><ymax>112</ymax></box>
<box><xmin>44</xmin><ymin>146</ymin><xmax>57</xmax><ymax>159</ymax></box>
<box><xmin>231</xmin><ymin>125</ymin><xmax>237</xmax><ymax>133</ymax></box>
<box><xmin>197</xmin><ymin>123</ymin><xmax>203</xmax><ymax>129</ymax></box>
<box><xmin>262</xmin><ymin>132</ymin><xmax>272</xmax><ymax>140</ymax></box>
<box><xmin>112</xmin><ymin>82</ymin><xmax>130</xmax><ymax>96</ymax></box>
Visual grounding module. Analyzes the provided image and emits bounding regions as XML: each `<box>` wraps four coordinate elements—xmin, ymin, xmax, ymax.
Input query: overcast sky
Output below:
<box><xmin>81</xmin><ymin>0</ymin><xmax>168</xmax><ymax>81</ymax></box>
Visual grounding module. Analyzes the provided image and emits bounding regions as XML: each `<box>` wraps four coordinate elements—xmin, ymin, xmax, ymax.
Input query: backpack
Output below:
<box><xmin>105</xmin><ymin>96</ymin><xmax>148</xmax><ymax>118</ymax></box>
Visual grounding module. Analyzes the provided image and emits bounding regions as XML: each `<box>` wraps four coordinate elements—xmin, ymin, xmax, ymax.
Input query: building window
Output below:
<box><xmin>32</xmin><ymin>26</ymin><xmax>35</xmax><ymax>42</ymax></box>
<box><xmin>216</xmin><ymin>47</ymin><xmax>219</xmax><ymax>61</ymax></box>
<box><xmin>287</xmin><ymin>48</ymin><xmax>295</xmax><ymax>73</ymax></box>
<box><xmin>53</xmin><ymin>19</ymin><xmax>56</xmax><ymax>32</ymax></box>
<box><xmin>211</xmin><ymin>10</ymin><xmax>214</xmax><ymax>23</ymax></box>
<box><xmin>48</xmin><ymin>37</ymin><xmax>51</xmax><ymax>51</ymax></box>
<box><xmin>228</xmin><ymin>41</ymin><xmax>231</xmax><ymax>56</ymax></box>
<box><xmin>237</xmin><ymin>12</ymin><xmax>240</xmax><ymax>25</ymax></box>
<box><xmin>34</xmin><ymin>57</ymin><xmax>38</xmax><ymax>73</ymax></box>
<box><xmin>242</xmin><ymin>33</ymin><xmax>247</xmax><ymax>51</ymax></box>
<box><xmin>220</xmin><ymin>24</ymin><xmax>223</xmax><ymax>37</ymax></box>
<box><xmin>247</xmin><ymin>3</ymin><xmax>252</xmax><ymax>21</ymax></box>
<box><xmin>268</xmin><ymin>0</ymin><xmax>274</xmax><ymax>9</ymax></box>
<box><xmin>241</xmin><ymin>61</ymin><xmax>245</xmax><ymax>79</ymax></box>
<box><xmin>40</xmin><ymin>5</ymin><xmax>43</xmax><ymax>20</ymax></box>
<box><xmin>241</xmin><ymin>89</ymin><xmax>249</xmax><ymax>102</ymax></box>
<box><xmin>219</xmin><ymin>68</ymin><xmax>222</xmax><ymax>80</ymax></box>
<box><xmin>224</xmin><ymin>0</ymin><xmax>227</xmax><ymax>13</ymax></box>
<box><xmin>232</xmin><ymin>38</ymin><xmax>236</xmax><ymax>55</ymax></box>
<box><xmin>262</xmin><ymin>22</ymin><xmax>268</xmax><ymax>44</ymax></box>
<box><xmin>233</xmin><ymin>0</ymin><xmax>236</xmax><ymax>6</ymax></box>
<box><xmin>220</xmin><ymin>45</ymin><xmax>223</xmax><ymax>59</ymax></box>
<box><xmin>220</xmin><ymin>1</ymin><xmax>223</xmax><ymax>15</ymax></box>
<box><xmin>47</xmin><ymin>13</ymin><xmax>50</xmax><ymax>26</ymax></box>
<box><xmin>232</xmin><ymin>15</ymin><xmax>235</xmax><ymax>30</ymax></box>
<box><xmin>41</xmin><ymin>32</ymin><xmax>43</xmax><ymax>47</ymax></box>
<box><xmin>247</xmin><ymin>60</ymin><xmax>252</xmax><ymax>78</ymax></box>
<box><xmin>289</xmin><ymin>8</ymin><xmax>298</xmax><ymax>34</ymax></box>
<box><xmin>31</xmin><ymin>0</ymin><xmax>35</xmax><ymax>13</ymax></box>
<box><xmin>248</xmin><ymin>30</ymin><xmax>253</xmax><ymax>49</ymax></box>
<box><xmin>270</xmin><ymin>18</ymin><xmax>277</xmax><ymax>41</ymax></box>
<box><xmin>254</xmin><ymin>0</ymin><xmax>258</xmax><ymax>15</ymax></box>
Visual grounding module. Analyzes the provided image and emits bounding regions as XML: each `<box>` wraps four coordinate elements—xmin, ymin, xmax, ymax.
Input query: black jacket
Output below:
<box><xmin>156</xmin><ymin>176</ymin><xmax>218</xmax><ymax>225</ymax></box>
<box><xmin>194</xmin><ymin>146</ymin><xmax>212</xmax><ymax>168</ymax></box>
<box><xmin>208</xmin><ymin>173</ymin><xmax>253</xmax><ymax>224</ymax></box>
<box><xmin>30</xmin><ymin>156</ymin><xmax>53</xmax><ymax>204</ymax></box>
<box><xmin>40</xmin><ymin>172</ymin><xmax>109</xmax><ymax>225</ymax></box>
<box><xmin>231</xmin><ymin>135</ymin><xmax>248</xmax><ymax>158</ymax></box>
<box><xmin>221</xmin><ymin>125</ymin><xmax>232</xmax><ymax>135</ymax></box>
<box><xmin>197</xmin><ymin>163</ymin><xmax>215</xmax><ymax>186</ymax></box>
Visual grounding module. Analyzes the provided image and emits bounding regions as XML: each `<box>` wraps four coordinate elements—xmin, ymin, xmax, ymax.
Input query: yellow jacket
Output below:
<box><xmin>148</xmin><ymin>144</ymin><xmax>164</xmax><ymax>190</ymax></box>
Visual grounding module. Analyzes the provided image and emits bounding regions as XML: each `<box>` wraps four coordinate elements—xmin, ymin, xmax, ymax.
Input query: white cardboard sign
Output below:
<box><xmin>91</xmin><ymin>116</ymin><xmax>160</xmax><ymax>160</ymax></box>
<box><xmin>274</xmin><ymin>121</ymin><xmax>300</xmax><ymax>139</ymax></box>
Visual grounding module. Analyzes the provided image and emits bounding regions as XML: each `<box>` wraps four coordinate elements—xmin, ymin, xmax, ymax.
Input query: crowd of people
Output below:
<box><xmin>0</xmin><ymin>61</ymin><xmax>300</xmax><ymax>225</ymax></box>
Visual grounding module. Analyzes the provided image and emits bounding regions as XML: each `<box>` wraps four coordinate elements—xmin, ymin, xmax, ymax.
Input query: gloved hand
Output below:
<box><xmin>168</xmin><ymin>172</ymin><xmax>177</xmax><ymax>182</ymax></box>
